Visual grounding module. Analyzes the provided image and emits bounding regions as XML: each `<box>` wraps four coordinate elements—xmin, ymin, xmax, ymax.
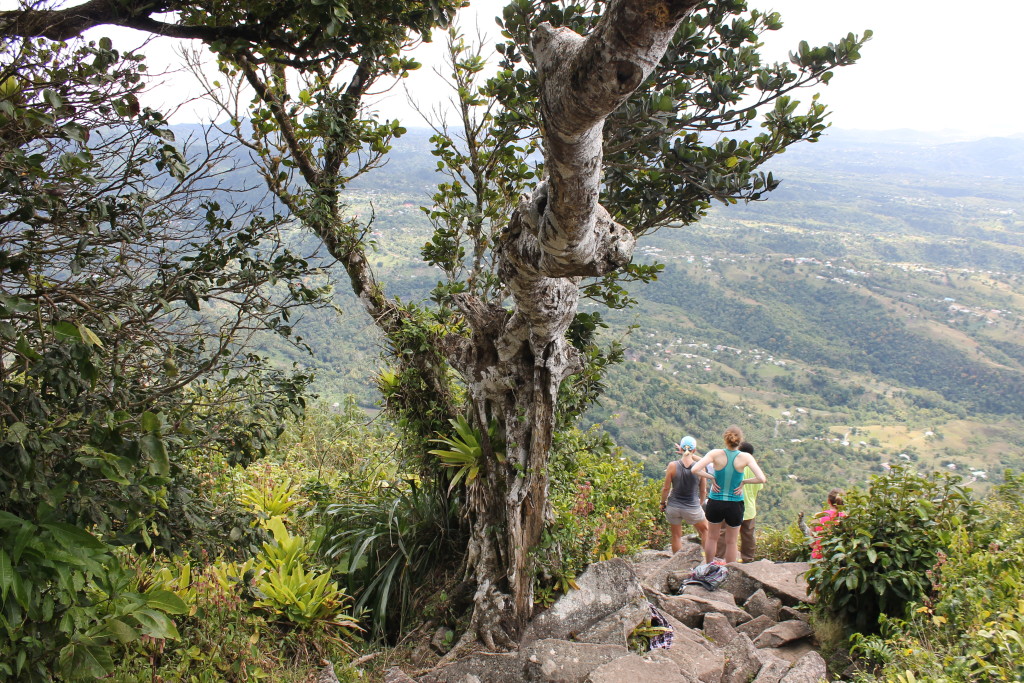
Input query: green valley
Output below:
<box><xmin>272</xmin><ymin>127</ymin><xmax>1024</xmax><ymax>527</ymax></box>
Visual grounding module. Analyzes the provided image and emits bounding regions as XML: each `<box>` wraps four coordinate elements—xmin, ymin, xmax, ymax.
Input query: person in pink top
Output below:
<box><xmin>810</xmin><ymin>488</ymin><xmax>847</xmax><ymax>560</ymax></box>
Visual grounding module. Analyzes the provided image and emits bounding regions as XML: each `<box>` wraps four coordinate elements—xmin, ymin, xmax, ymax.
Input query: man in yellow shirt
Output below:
<box><xmin>715</xmin><ymin>441</ymin><xmax>763</xmax><ymax>562</ymax></box>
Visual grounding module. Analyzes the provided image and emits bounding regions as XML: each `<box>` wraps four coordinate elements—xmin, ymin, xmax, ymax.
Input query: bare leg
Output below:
<box><xmin>694</xmin><ymin>519</ymin><xmax>709</xmax><ymax>547</ymax></box>
<box><xmin>722</xmin><ymin>525</ymin><xmax>741</xmax><ymax>564</ymax></box>
<box><xmin>670</xmin><ymin>523</ymin><xmax>683</xmax><ymax>553</ymax></box>
<box><xmin>703</xmin><ymin>522</ymin><xmax>722</xmax><ymax>564</ymax></box>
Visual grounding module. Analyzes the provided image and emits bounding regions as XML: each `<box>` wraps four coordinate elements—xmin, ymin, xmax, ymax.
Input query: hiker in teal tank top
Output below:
<box><xmin>690</xmin><ymin>425</ymin><xmax>767</xmax><ymax>565</ymax></box>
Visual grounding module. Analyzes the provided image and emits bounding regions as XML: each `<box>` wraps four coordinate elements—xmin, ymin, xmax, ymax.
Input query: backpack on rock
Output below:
<box><xmin>682</xmin><ymin>562</ymin><xmax>728</xmax><ymax>591</ymax></box>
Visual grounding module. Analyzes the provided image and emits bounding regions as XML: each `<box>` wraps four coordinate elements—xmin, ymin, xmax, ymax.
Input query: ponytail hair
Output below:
<box><xmin>828</xmin><ymin>488</ymin><xmax>845</xmax><ymax>507</ymax></box>
<box><xmin>723</xmin><ymin>425</ymin><xmax>743</xmax><ymax>450</ymax></box>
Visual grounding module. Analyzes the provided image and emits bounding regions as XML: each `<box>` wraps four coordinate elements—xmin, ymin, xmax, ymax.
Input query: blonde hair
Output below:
<box><xmin>723</xmin><ymin>425</ymin><xmax>744</xmax><ymax>450</ymax></box>
<box><xmin>828</xmin><ymin>488</ymin><xmax>845</xmax><ymax>507</ymax></box>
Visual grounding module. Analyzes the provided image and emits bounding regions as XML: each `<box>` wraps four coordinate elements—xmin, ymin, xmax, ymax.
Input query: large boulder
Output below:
<box><xmin>523</xmin><ymin>558</ymin><xmax>649</xmax><ymax>647</ymax></box>
<box><xmin>751</xmin><ymin>651</ymin><xmax>792</xmax><ymax>683</ymax></box>
<box><xmin>762</xmin><ymin>640</ymin><xmax>818</xmax><ymax>666</ymax></box>
<box><xmin>630</xmin><ymin>549</ymin><xmax>675</xmax><ymax>586</ymax></box>
<box><xmin>684</xmin><ymin>594</ymin><xmax>754</xmax><ymax>627</ymax></box>
<box><xmin>586</xmin><ymin>653</ymin><xmax>696</xmax><ymax>683</ymax></box>
<box><xmin>719</xmin><ymin>561</ymin><xmax>812</xmax><ymax>606</ymax></box>
<box><xmin>702</xmin><ymin>612</ymin><xmax>739</xmax><ymax>647</ymax></box>
<box><xmin>644</xmin><ymin>541</ymin><xmax>705</xmax><ymax>593</ymax></box>
<box><xmin>753</xmin><ymin>620</ymin><xmax>814</xmax><ymax>649</ymax></box>
<box><xmin>646</xmin><ymin>590</ymin><xmax>706</xmax><ymax>628</ymax></box>
<box><xmin>780</xmin><ymin>651</ymin><xmax>828</xmax><ymax>683</ymax></box>
<box><xmin>416</xmin><ymin>652</ymin><xmax>523</xmax><ymax>683</ymax></box>
<box><xmin>744</xmin><ymin>589</ymin><xmax>782</xmax><ymax>621</ymax></box>
<box><xmin>682</xmin><ymin>584</ymin><xmax>736</xmax><ymax>605</ymax></box>
<box><xmin>657</xmin><ymin>612</ymin><xmax>725</xmax><ymax>683</ymax></box>
<box><xmin>521</xmin><ymin>639</ymin><xmax>630</xmax><ymax>683</ymax></box>
<box><xmin>736</xmin><ymin>614</ymin><xmax>776</xmax><ymax>640</ymax></box>
<box><xmin>720</xmin><ymin>634</ymin><xmax>762</xmax><ymax>683</ymax></box>
<box><xmin>575</xmin><ymin>602</ymin><xmax>653</xmax><ymax>647</ymax></box>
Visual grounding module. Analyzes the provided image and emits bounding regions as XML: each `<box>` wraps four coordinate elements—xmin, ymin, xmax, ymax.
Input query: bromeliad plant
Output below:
<box><xmin>254</xmin><ymin>564</ymin><xmax>359</xmax><ymax>632</ymax></box>
<box><xmin>240</xmin><ymin>478</ymin><xmax>303</xmax><ymax>520</ymax></box>
<box><xmin>429</xmin><ymin>415</ymin><xmax>504</xmax><ymax>493</ymax></box>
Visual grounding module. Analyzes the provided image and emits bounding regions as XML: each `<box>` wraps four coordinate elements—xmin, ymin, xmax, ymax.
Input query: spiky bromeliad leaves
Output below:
<box><xmin>430</xmin><ymin>415</ymin><xmax>506</xmax><ymax>494</ymax></box>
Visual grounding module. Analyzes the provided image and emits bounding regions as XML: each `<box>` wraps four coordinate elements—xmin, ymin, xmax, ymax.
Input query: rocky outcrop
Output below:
<box><xmin>521</xmin><ymin>558</ymin><xmax>649</xmax><ymax>649</ymax></box>
<box><xmin>719</xmin><ymin>560</ymin><xmax>813</xmax><ymax>606</ymax></box>
<box><xmin>406</xmin><ymin>540</ymin><xmax>825</xmax><ymax>683</ymax></box>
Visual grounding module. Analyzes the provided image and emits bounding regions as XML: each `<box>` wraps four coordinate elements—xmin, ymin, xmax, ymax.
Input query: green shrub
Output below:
<box><xmin>805</xmin><ymin>465</ymin><xmax>975</xmax><ymax>631</ymax></box>
<box><xmin>848</xmin><ymin>471</ymin><xmax>1024</xmax><ymax>682</ymax></box>
<box><xmin>537</xmin><ymin>426</ymin><xmax>664</xmax><ymax>601</ymax></box>
<box><xmin>322</xmin><ymin>480</ymin><xmax>462</xmax><ymax>640</ymax></box>
<box><xmin>757</xmin><ymin>522</ymin><xmax>811</xmax><ymax>562</ymax></box>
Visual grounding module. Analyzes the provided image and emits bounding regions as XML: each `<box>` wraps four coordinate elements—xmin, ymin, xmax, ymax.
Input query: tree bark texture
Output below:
<box><xmin>449</xmin><ymin>0</ymin><xmax>702</xmax><ymax>646</ymax></box>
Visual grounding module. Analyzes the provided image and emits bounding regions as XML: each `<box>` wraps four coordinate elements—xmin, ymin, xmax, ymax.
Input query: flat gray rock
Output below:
<box><xmin>682</xmin><ymin>583</ymin><xmax>736</xmax><ymax>605</ymax></box>
<box><xmin>736</xmin><ymin>614</ymin><xmax>777</xmax><ymax>639</ymax></box>
<box><xmin>685</xmin><ymin>594</ymin><xmax>754</xmax><ymax>627</ymax></box>
<box><xmin>416</xmin><ymin>652</ymin><xmax>523</xmax><ymax>683</ymax></box>
<box><xmin>753</xmin><ymin>620</ymin><xmax>814</xmax><ymax>649</ymax></box>
<box><xmin>762</xmin><ymin>639</ymin><xmax>818</xmax><ymax>666</ymax></box>
<box><xmin>646</xmin><ymin>590</ymin><xmax>705</xmax><ymax>628</ymax></box>
<box><xmin>523</xmin><ymin>558</ymin><xmax>648</xmax><ymax>646</ymax></box>
<box><xmin>719</xmin><ymin>560</ymin><xmax>812</xmax><ymax>606</ymax></box>
<box><xmin>586</xmin><ymin>653</ymin><xmax>694</xmax><ymax>683</ymax></box>
<box><xmin>521</xmin><ymin>639</ymin><xmax>630</xmax><ymax>683</ymax></box>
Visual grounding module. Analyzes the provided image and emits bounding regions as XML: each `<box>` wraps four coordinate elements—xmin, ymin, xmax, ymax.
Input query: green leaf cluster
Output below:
<box><xmin>846</xmin><ymin>472</ymin><xmax>1024</xmax><ymax>682</ymax></box>
<box><xmin>493</xmin><ymin>0</ymin><xmax>870</xmax><ymax>238</ymax></box>
<box><xmin>805</xmin><ymin>465</ymin><xmax>975</xmax><ymax>631</ymax></box>
<box><xmin>535</xmin><ymin>426</ymin><xmax>664</xmax><ymax>599</ymax></box>
<box><xmin>429</xmin><ymin>415</ymin><xmax>506</xmax><ymax>493</ymax></box>
<box><xmin>322</xmin><ymin>481</ymin><xmax>461</xmax><ymax>640</ymax></box>
<box><xmin>0</xmin><ymin>34</ymin><xmax>325</xmax><ymax>677</ymax></box>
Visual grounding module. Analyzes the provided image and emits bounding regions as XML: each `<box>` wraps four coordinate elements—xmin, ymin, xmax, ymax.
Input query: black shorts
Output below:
<box><xmin>706</xmin><ymin>499</ymin><xmax>744</xmax><ymax>528</ymax></box>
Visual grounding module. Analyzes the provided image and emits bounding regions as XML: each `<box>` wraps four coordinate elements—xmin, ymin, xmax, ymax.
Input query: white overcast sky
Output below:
<box><xmin>8</xmin><ymin>0</ymin><xmax>1022</xmax><ymax>139</ymax></box>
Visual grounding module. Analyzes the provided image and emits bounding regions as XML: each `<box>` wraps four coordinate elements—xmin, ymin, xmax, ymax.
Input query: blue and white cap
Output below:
<box><xmin>679</xmin><ymin>435</ymin><xmax>697</xmax><ymax>450</ymax></box>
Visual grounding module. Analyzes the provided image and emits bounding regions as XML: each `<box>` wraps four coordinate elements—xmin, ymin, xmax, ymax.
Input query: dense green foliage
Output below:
<box><xmin>0</xmin><ymin>35</ymin><xmax>325</xmax><ymax>679</ymax></box>
<box><xmin>806</xmin><ymin>467</ymin><xmax>975</xmax><ymax>631</ymax></box>
<box><xmin>847</xmin><ymin>473</ymin><xmax>1024</xmax><ymax>682</ymax></box>
<box><xmin>539</xmin><ymin>426</ymin><xmax>665</xmax><ymax>602</ymax></box>
<box><xmin>322</xmin><ymin>480</ymin><xmax>462</xmax><ymax>641</ymax></box>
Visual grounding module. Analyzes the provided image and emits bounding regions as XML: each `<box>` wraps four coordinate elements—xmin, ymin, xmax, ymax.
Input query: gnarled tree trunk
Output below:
<box><xmin>440</xmin><ymin>0</ymin><xmax>702</xmax><ymax>648</ymax></box>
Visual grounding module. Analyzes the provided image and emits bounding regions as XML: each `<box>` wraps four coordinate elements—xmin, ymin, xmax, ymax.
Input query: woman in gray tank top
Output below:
<box><xmin>660</xmin><ymin>435</ymin><xmax>709</xmax><ymax>553</ymax></box>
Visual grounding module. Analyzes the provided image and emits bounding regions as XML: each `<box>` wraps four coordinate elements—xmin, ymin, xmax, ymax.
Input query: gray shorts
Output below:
<box><xmin>665</xmin><ymin>504</ymin><xmax>705</xmax><ymax>525</ymax></box>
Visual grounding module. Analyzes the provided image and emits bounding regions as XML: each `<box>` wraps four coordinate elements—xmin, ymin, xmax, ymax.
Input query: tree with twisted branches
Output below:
<box><xmin>1</xmin><ymin>0</ymin><xmax>868</xmax><ymax>649</ymax></box>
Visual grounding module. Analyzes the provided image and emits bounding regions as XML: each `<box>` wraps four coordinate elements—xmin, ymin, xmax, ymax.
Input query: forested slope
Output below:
<box><xmin>245</xmin><ymin>126</ymin><xmax>1024</xmax><ymax>526</ymax></box>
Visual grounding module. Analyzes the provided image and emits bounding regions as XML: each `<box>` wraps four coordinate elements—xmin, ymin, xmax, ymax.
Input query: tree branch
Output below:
<box><xmin>524</xmin><ymin>0</ymin><xmax>701</xmax><ymax>276</ymax></box>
